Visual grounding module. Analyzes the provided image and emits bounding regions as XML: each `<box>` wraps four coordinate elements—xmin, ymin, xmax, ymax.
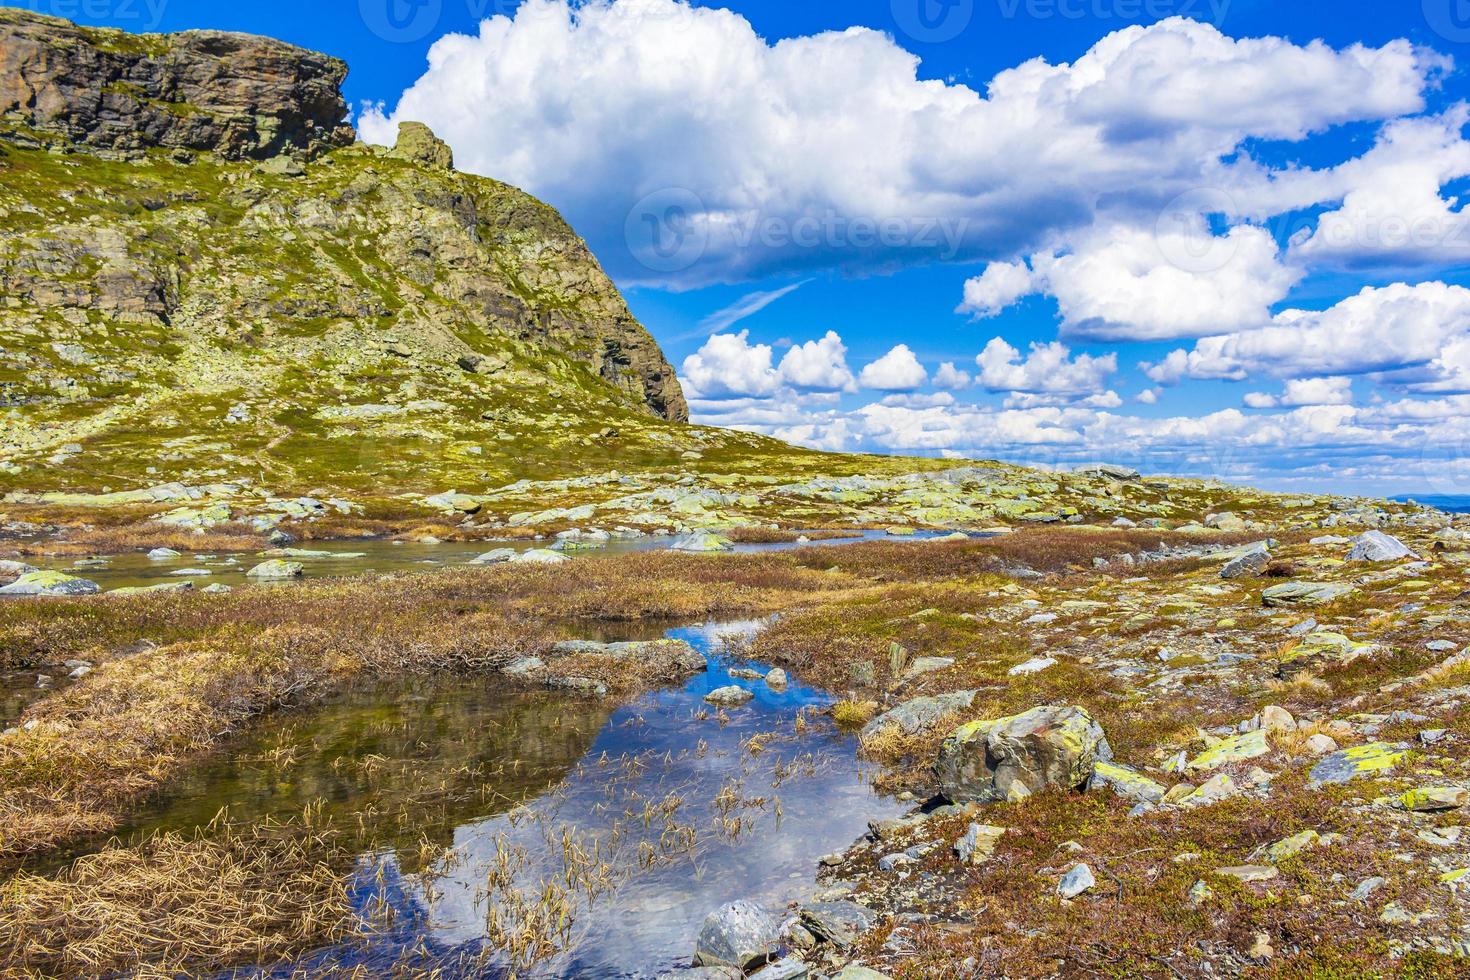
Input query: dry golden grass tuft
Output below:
<box><xmin>0</xmin><ymin>814</ymin><xmax>355</xmax><ymax>977</ymax></box>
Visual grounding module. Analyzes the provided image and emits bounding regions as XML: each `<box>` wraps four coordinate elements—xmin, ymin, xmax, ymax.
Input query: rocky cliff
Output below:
<box><xmin>0</xmin><ymin>10</ymin><xmax>693</xmax><ymax>497</ymax></box>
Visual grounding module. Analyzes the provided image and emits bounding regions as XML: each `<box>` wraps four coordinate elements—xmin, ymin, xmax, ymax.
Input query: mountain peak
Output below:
<box><xmin>0</xmin><ymin>7</ymin><xmax>354</xmax><ymax>161</ymax></box>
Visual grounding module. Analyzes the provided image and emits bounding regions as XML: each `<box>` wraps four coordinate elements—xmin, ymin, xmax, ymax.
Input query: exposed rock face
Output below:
<box><xmin>935</xmin><ymin>705</ymin><xmax>1113</xmax><ymax>804</ymax></box>
<box><xmin>0</xmin><ymin>12</ymin><xmax>688</xmax><ymax>497</ymax></box>
<box><xmin>0</xmin><ymin>9</ymin><xmax>353</xmax><ymax>160</ymax></box>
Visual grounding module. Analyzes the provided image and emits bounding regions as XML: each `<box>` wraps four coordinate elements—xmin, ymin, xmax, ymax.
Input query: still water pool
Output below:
<box><xmin>92</xmin><ymin>620</ymin><xmax>902</xmax><ymax>978</ymax></box>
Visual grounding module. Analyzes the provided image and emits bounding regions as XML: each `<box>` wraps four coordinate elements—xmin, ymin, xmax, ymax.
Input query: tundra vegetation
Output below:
<box><xmin>4</xmin><ymin>9</ymin><xmax>1470</xmax><ymax>979</ymax></box>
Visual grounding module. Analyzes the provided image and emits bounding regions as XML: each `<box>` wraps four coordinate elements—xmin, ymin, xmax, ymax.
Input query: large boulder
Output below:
<box><xmin>694</xmin><ymin>901</ymin><xmax>779</xmax><ymax>971</ymax></box>
<box><xmin>1220</xmin><ymin>545</ymin><xmax>1271</xmax><ymax>580</ymax></box>
<box><xmin>935</xmin><ymin>705</ymin><xmax>1112</xmax><ymax>804</ymax></box>
<box><xmin>1346</xmin><ymin>531</ymin><xmax>1416</xmax><ymax>562</ymax></box>
<box><xmin>0</xmin><ymin>570</ymin><xmax>100</xmax><ymax>597</ymax></box>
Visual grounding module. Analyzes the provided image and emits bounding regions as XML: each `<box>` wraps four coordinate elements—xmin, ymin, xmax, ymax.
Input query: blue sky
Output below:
<box><xmin>22</xmin><ymin>0</ymin><xmax>1470</xmax><ymax>494</ymax></box>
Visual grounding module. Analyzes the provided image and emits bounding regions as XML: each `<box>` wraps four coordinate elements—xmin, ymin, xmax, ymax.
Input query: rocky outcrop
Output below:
<box><xmin>0</xmin><ymin>12</ymin><xmax>688</xmax><ymax>497</ymax></box>
<box><xmin>935</xmin><ymin>705</ymin><xmax>1113</xmax><ymax>804</ymax></box>
<box><xmin>0</xmin><ymin>9</ymin><xmax>353</xmax><ymax>160</ymax></box>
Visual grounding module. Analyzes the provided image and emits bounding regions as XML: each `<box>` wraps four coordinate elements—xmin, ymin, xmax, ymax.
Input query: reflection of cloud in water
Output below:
<box><xmin>389</xmin><ymin>622</ymin><xmax>903</xmax><ymax>978</ymax></box>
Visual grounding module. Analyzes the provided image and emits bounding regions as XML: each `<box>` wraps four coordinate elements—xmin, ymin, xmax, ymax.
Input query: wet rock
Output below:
<box><xmin>1262</xmin><ymin>582</ymin><xmax>1355</xmax><ymax>607</ymax></box>
<box><xmin>694</xmin><ymin>901</ymin><xmax>779</xmax><ymax>971</ymax></box>
<box><xmin>935</xmin><ymin>705</ymin><xmax>1112</xmax><ymax>804</ymax></box>
<box><xmin>658</xmin><ymin>968</ymin><xmax>741</xmax><ymax>980</ymax></box>
<box><xmin>765</xmin><ymin>668</ymin><xmax>788</xmax><ymax>687</ymax></box>
<box><xmin>246</xmin><ymin>559</ymin><xmax>304</xmax><ymax>580</ymax></box>
<box><xmin>798</xmin><ymin>901</ymin><xmax>877</xmax><ymax>948</ymax></box>
<box><xmin>1347</xmin><ymin>531</ymin><xmax>1416</xmax><ymax>562</ymax></box>
<box><xmin>546</xmin><ymin>676</ymin><xmax>607</xmax><ymax>696</ymax></box>
<box><xmin>0</xmin><ymin>571</ymin><xmax>101</xmax><ymax>596</ymax></box>
<box><xmin>704</xmin><ymin>686</ymin><xmax>754</xmax><ymax>706</ymax></box>
<box><xmin>147</xmin><ymin>548</ymin><xmax>182</xmax><ymax>560</ymax></box>
<box><xmin>1309</xmin><ymin>743</ymin><xmax>1410</xmax><ymax>787</ymax></box>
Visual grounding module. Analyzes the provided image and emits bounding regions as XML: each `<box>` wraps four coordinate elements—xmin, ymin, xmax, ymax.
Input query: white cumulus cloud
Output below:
<box><xmin>859</xmin><ymin>345</ymin><xmax>929</xmax><ymax>391</ymax></box>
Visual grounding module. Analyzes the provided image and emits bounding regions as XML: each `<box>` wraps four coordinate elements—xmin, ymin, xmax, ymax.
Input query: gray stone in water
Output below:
<box><xmin>658</xmin><ymin>968</ymin><xmax>741</xmax><ymax>980</ymax></box>
<box><xmin>1347</xmin><ymin>531</ymin><xmax>1416</xmax><ymax>563</ymax></box>
<box><xmin>798</xmin><ymin>901</ymin><xmax>877</xmax><ymax>948</ymax></box>
<box><xmin>0</xmin><ymin>572</ymin><xmax>101</xmax><ymax>597</ymax></box>
<box><xmin>694</xmin><ymin>901</ymin><xmax>779</xmax><ymax>971</ymax></box>
<box><xmin>470</xmin><ymin>549</ymin><xmax>518</xmax><ymax>564</ymax></box>
<box><xmin>147</xmin><ymin>548</ymin><xmax>182</xmax><ymax>560</ymax></box>
<box><xmin>704</xmin><ymin>685</ymin><xmax>754</xmax><ymax>706</ymax></box>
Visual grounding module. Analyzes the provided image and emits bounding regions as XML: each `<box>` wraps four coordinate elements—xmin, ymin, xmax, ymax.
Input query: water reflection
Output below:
<box><xmin>93</xmin><ymin>621</ymin><xmax>899</xmax><ymax>979</ymax></box>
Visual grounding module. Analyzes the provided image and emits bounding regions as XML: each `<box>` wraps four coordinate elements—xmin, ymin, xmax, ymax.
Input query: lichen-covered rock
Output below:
<box><xmin>671</xmin><ymin>532</ymin><xmax>735</xmax><ymax>553</ymax></box>
<box><xmin>1092</xmin><ymin>761</ymin><xmax>1167</xmax><ymax>804</ymax></box>
<box><xmin>704</xmin><ymin>686</ymin><xmax>754</xmax><ymax>706</ymax></box>
<box><xmin>935</xmin><ymin>705</ymin><xmax>1113</xmax><ymax>804</ymax></box>
<box><xmin>955</xmin><ymin>823</ymin><xmax>1007</xmax><ymax>865</ymax></box>
<box><xmin>549</xmin><ymin>639</ymin><xmax>707</xmax><ymax>678</ymax></box>
<box><xmin>1309</xmin><ymin>743</ymin><xmax>1410</xmax><ymax>787</ymax></box>
<box><xmin>388</xmin><ymin>121</ymin><xmax>454</xmax><ymax>170</ymax></box>
<box><xmin>245</xmin><ymin>559</ymin><xmax>304</xmax><ymax>580</ymax></box>
<box><xmin>512</xmin><ymin>549</ymin><xmax>571</xmax><ymax>565</ymax></box>
<box><xmin>0</xmin><ymin>570</ymin><xmax>100</xmax><ymax>596</ymax></box>
<box><xmin>1187</xmin><ymin>730</ymin><xmax>1271</xmax><ymax>772</ymax></box>
<box><xmin>1262</xmin><ymin>582</ymin><xmax>1355</xmax><ymax>607</ymax></box>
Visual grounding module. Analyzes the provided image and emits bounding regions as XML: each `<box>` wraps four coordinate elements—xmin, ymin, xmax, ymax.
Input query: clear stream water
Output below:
<box><xmin>63</xmin><ymin>620</ymin><xmax>904</xmax><ymax>979</ymax></box>
<box><xmin>35</xmin><ymin>529</ymin><xmax>955</xmax><ymax>593</ymax></box>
